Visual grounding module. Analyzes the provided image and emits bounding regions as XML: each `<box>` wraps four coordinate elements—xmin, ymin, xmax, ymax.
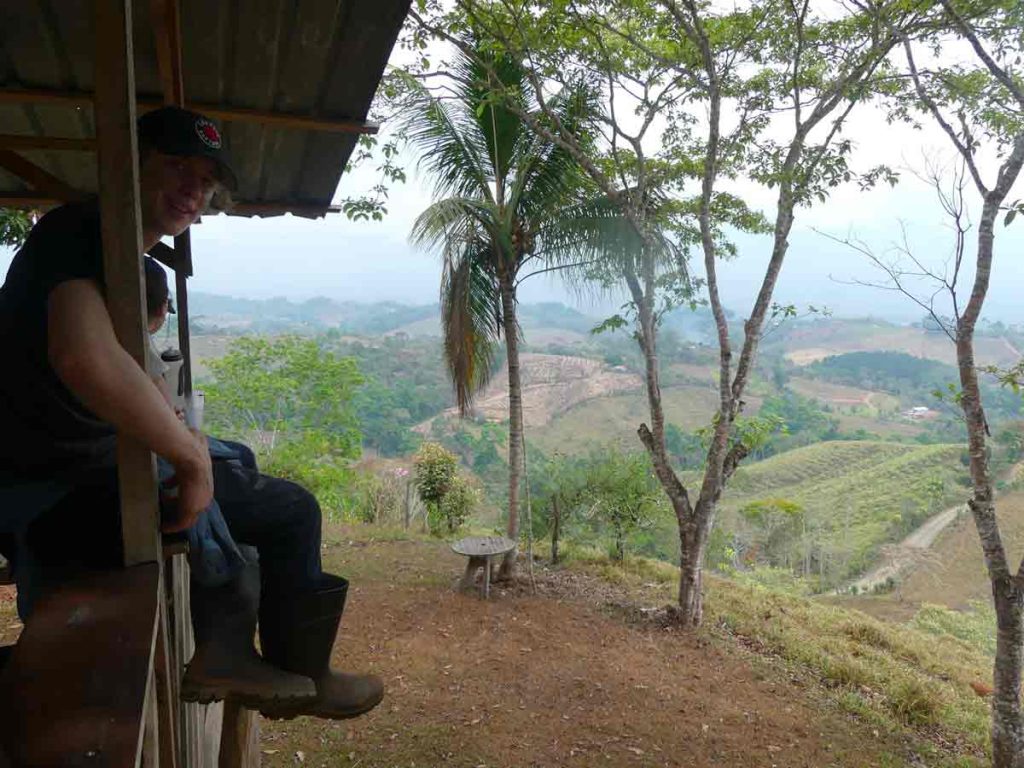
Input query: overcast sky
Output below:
<box><xmin>3</xmin><ymin>46</ymin><xmax>1023</xmax><ymax>325</ymax></box>
<box><xmin>170</xmin><ymin>109</ymin><xmax>1024</xmax><ymax>324</ymax></box>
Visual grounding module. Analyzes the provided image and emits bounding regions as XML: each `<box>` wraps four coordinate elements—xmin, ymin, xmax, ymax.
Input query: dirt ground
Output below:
<box><xmin>260</xmin><ymin>528</ymin><xmax>913</xmax><ymax>768</ymax></box>
<box><xmin>0</xmin><ymin>525</ymin><xmax>923</xmax><ymax>767</ymax></box>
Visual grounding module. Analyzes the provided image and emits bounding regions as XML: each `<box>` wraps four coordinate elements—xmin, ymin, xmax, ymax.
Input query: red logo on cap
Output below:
<box><xmin>195</xmin><ymin>118</ymin><xmax>222</xmax><ymax>149</ymax></box>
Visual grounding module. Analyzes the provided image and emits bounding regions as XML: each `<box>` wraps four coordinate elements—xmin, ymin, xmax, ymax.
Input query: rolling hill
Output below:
<box><xmin>717</xmin><ymin>441</ymin><xmax>970</xmax><ymax>584</ymax></box>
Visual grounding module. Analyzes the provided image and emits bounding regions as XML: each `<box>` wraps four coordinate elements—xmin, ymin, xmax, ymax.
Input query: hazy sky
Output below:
<box><xmin>169</xmin><ymin>110</ymin><xmax>1024</xmax><ymax>324</ymax></box>
<box><xmin>2</xmin><ymin>53</ymin><xmax>1022</xmax><ymax>324</ymax></box>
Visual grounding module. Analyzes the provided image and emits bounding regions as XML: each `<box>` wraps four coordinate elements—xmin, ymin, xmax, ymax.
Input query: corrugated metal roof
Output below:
<box><xmin>0</xmin><ymin>0</ymin><xmax>410</xmax><ymax>217</ymax></box>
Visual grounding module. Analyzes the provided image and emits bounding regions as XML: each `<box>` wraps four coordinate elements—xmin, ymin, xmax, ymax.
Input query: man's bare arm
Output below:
<box><xmin>48</xmin><ymin>278</ymin><xmax>211</xmax><ymax>530</ymax></box>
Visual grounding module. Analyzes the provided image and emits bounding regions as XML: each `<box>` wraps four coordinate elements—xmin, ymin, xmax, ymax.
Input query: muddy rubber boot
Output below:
<box><xmin>258</xmin><ymin>573</ymin><xmax>384</xmax><ymax>720</ymax></box>
<box><xmin>180</xmin><ymin>549</ymin><xmax>317</xmax><ymax>707</ymax></box>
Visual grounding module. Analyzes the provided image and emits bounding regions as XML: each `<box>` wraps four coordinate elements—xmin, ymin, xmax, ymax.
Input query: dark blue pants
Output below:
<box><xmin>23</xmin><ymin>459</ymin><xmax>323</xmax><ymax>606</ymax></box>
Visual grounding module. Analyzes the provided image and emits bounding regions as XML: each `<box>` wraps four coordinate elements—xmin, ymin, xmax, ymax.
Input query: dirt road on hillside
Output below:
<box><xmin>847</xmin><ymin>504</ymin><xmax>966</xmax><ymax>594</ymax></box>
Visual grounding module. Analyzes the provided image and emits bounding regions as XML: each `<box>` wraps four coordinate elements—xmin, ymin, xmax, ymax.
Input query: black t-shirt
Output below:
<box><xmin>0</xmin><ymin>199</ymin><xmax>117</xmax><ymax>484</ymax></box>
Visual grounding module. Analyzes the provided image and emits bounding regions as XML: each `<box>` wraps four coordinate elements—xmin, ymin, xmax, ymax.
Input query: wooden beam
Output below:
<box><xmin>148</xmin><ymin>241</ymin><xmax>180</xmax><ymax>273</ymax></box>
<box><xmin>0</xmin><ymin>134</ymin><xmax>96</xmax><ymax>151</ymax></box>
<box><xmin>0</xmin><ymin>87</ymin><xmax>378</xmax><ymax>134</ymax></box>
<box><xmin>150</xmin><ymin>0</ymin><xmax>184</xmax><ymax>106</ymax></box>
<box><xmin>0</xmin><ymin>149</ymin><xmax>84</xmax><ymax>200</ymax></box>
<box><xmin>95</xmin><ymin>0</ymin><xmax>161</xmax><ymax>566</ymax></box>
<box><xmin>174</xmin><ymin>231</ymin><xmax>193</xmax><ymax>397</ymax></box>
<box><xmin>0</xmin><ymin>193</ymin><xmax>61</xmax><ymax>208</ymax></box>
<box><xmin>174</xmin><ymin>103</ymin><xmax>377</xmax><ymax>136</ymax></box>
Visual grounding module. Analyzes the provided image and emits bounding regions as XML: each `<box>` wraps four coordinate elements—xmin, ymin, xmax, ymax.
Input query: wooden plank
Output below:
<box><xmin>0</xmin><ymin>192</ymin><xmax>341</xmax><ymax>219</ymax></box>
<box><xmin>155</xmin><ymin>597</ymin><xmax>180</xmax><ymax>768</ymax></box>
<box><xmin>219</xmin><ymin>703</ymin><xmax>260</xmax><ymax>768</ymax></box>
<box><xmin>94</xmin><ymin>0</ymin><xmax>161</xmax><ymax>566</ymax></box>
<box><xmin>0</xmin><ymin>148</ymin><xmax>84</xmax><ymax>200</ymax></box>
<box><xmin>170</xmin><ymin>553</ymin><xmax>204</xmax><ymax>768</ymax></box>
<box><xmin>0</xmin><ymin>88</ymin><xmax>378</xmax><ymax>134</ymax></box>
<box><xmin>0</xmin><ymin>134</ymin><xmax>96</xmax><ymax>151</ymax></box>
<box><xmin>142</xmin><ymin>667</ymin><xmax>161</xmax><ymax>768</ymax></box>
<box><xmin>150</xmin><ymin>0</ymin><xmax>184</xmax><ymax>106</ymax></box>
<box><xmin>0</xmin><ymin>564</ymin><xmax>161</xmax><ymax>766</ymax></box>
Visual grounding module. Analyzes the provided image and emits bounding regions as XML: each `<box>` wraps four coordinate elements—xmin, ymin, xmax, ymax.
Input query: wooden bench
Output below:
<box><xmin>450</xmin><ymin>536</ymin><xmax>516</xmax><ymax>599</ymax></box>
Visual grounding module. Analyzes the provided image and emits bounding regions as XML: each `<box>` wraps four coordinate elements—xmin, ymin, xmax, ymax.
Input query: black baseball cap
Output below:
<box><xmin>137</xmin><ymin>106</ymin><xmax>238</xmax><ymax>192</ymax></box>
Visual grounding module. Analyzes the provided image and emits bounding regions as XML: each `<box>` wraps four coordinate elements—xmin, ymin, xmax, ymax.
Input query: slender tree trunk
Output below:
<box><xmin>958</xmin><ymin>157</ymin><xmax>1024</xmax><ymax>765</ymax></box>
<box><xmin>551</xmin><ymin>496</ymin><xmax>561</xmax><ymax>565</ymax></box>
<box><xmin>675</xmin><ymin>500</ymin><xmax>716</xmax><ymax>626</ymax></box>
<box><xmin>992</xmin><ymin>585</ymin><xmax>1024</xmax><ymax>767</ymax></box>
<box><xmin>498</xmin><ymin>275</ymin><xmax>523</xmax><ymax>580</ymax></box>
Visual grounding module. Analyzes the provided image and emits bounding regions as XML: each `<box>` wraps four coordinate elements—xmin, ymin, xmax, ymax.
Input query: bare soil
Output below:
<box><xmin>417</xmin><ymin>354</ymin><xmax>642</xmax><ymax>431</ymax></box>
<box><xmin>259</xmin><ymin>527</ymin><xmax>913</xmax><ymax>767</ymax></box>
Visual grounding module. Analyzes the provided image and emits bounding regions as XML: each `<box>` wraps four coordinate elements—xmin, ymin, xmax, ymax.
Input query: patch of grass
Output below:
<box><xmin>912</xmin><ymin>602</ymin><xmax>997</xmax><ymax>657</ymax></box>
<box><xmin>887</xmin><ymin>676</ymin><xmax>942</xmax><ymax>726</ymax></box>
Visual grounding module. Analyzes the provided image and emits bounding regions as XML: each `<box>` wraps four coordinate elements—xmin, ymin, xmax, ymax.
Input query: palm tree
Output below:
<box><xmin>404</xmin><ymin>43</ymin><xmax>595</xmax><ymax>578</ymax></box>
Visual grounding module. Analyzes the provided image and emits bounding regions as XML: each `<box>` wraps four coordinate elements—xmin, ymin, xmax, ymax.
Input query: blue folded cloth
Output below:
<box><xmin>157</xmin><ymin>456</ymin><xmax>247</xmax><ymax>587</ymax></box>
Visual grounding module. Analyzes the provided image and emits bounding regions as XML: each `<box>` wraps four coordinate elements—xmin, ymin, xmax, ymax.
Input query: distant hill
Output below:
<box><xmin>769</xmin><ymin>316</ymin><xmax>1020</xmax><ymax>367</ymax></box>
<box><xmin>189</xmin><ymin>293</ymin><xmax>437</xmax><ymax>335</ymax></box>
<box><xmin>188</xmin><ymin>293</ymin><xmax>600</xmax><ymax>338</ymax></box>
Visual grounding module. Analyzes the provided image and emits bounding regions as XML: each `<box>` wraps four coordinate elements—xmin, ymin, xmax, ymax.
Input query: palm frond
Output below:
<box><xmin>409</xmin><ymin>197</ymin><xmax>498</xmax><ymax>254</ymax></box>
<box><xmin>456</xmin><ymin>42</ymin><xmax>530</xmax><ymax>190</ymax></box>
<box><xmin>440</xmin><ymin>242</ymin><xmax>502</xmax><ymax>415</ymax></box>
<box><xmin>399</xmin><ymin>74</ymin><xmax>494</xmax><ymax>203</ymax></box>
<box><xmin>511</xmin><ymin>79</ymin><xmax>599</xmax><ymax>224</ymax></box>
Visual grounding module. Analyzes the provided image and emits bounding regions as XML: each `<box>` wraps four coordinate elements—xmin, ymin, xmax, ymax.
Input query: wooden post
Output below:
<box><xmin>94</xmin><ymin>0</ymin><xmax>161</xmax><ymax>566</ymax></box>
<box><xmin>219</xmin><ymin>703</ymin><xmax>260</xmax><ymax>768</ymax></box>
<box><xmin>174</xmin><ymin>232</ymin><xmax>194</xmax><ymax>397</ymax></box>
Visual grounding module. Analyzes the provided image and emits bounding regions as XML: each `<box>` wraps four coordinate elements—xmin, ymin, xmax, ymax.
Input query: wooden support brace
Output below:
<box><xmin>0</xmin><ymin>134</ymin><xmax>96</xmax><ymax>151</ymax></box>
<box><xmin>95</xmin><ymin>0</ymin><xmax>161</xmax><ymax>565</ymax></box>
<box><xmin>149</xmin><ymin>240</ymin><xmax>182</xmax><ymax>273</ymax></box>
<box><xmin>0</xmin><ymin>148</ymin><xmax>84</xmax><ymax>200</ymax></box>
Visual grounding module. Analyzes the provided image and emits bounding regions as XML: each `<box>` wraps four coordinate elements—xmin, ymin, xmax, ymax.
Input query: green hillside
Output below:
<box><xmin>717</xmin><ymin>441</ymin><xmax>969</xmax><ymax>584</ymax></box>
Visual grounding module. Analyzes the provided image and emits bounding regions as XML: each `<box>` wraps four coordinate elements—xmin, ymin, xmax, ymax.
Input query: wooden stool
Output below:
<box><xmin>450</xmin><ymin>536</ymin><xmax>516</xmax><ymax>599</ymax></box>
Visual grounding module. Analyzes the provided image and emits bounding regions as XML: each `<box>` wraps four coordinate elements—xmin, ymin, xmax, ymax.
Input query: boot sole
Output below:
<box><xmin>259</xmin><ymin>689</ymin><xmax>385</xmax><ymax>721</ymax></box>
<box><xmin>181</xmin><ymin>680</ymin><xmax>317</xmax><ymax>708</ymax></box>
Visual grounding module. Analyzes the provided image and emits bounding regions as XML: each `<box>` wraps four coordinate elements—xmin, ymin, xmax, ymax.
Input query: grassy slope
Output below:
<box><xmin>717</xmin><ymin>441</ymin><xmax>969</xmax><ymax>579</ymax></box>
<box><xmin>552</xmin><ymin>546</ymin><xmax>991</xmax><ymax>765</ymax></box>
<box><xmin>888</xmin><ymin>491</ymin><xmax>1024</xmax><ymax>611</ymax></box>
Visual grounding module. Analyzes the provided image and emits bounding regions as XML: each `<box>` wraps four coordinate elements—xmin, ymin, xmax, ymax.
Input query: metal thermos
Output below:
<box><xmin>160</xmin><ymin>348</ymin><xmax>185</xmax><ymax>409</ymax></box>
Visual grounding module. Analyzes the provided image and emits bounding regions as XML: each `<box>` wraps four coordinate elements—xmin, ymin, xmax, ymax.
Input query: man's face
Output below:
<box><xmin>139</xmin><ymin>152</ymin><xmax>220</xmax><ymax>239</ymax></box>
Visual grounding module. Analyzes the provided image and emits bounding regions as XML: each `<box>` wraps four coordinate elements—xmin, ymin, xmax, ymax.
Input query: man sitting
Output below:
<box><xmin>0</xmin><ymin>107</ymin><xmax>382</xmax><ymax>720</ymax></box>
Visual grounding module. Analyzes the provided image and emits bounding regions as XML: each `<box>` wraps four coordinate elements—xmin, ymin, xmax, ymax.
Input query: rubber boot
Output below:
<box><xmin>180</xmin><ymin>549</ymin><xmax>317</xmax><ymax>707</ymax></box>
<box><xmin>258</xmin><ymin>573</ymin><xmax>384</xmax><ymax>720</ymax></box>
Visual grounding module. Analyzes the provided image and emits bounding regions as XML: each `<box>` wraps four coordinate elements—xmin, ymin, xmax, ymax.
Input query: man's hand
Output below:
<box><xmin>160</xmin><ymin>429</ymin><xmax>213</xmax><ymax>533</ymax></box>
